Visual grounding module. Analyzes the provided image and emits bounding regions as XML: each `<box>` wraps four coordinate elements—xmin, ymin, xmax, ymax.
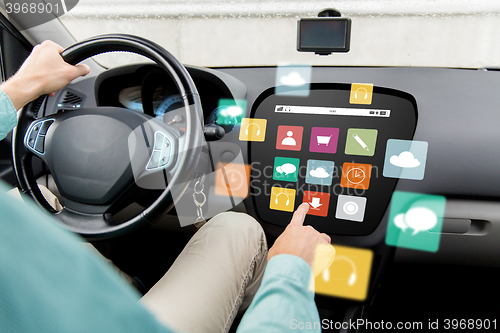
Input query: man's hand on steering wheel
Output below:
<box><xmin>0</xmin><ymin>40</ymin><xmax>90</xmax><ymax>110</ymax></box>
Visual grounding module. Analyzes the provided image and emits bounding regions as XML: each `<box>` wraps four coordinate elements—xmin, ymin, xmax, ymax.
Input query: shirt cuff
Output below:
<box><xmin>265</xmin><ymin>254</ymin><xmax>313</xmax><ymax>289</ymax></box>
<box><xmin>0</xmin><ymin>89</ymin><xmax>18</xmax><ymax>140</ymax></box>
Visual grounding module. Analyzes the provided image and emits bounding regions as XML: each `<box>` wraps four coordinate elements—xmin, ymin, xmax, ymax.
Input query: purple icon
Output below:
<box><xmin>309</xmin><ymin>127</ymin><xmax>340</xmax><ymax>154</ymax></box>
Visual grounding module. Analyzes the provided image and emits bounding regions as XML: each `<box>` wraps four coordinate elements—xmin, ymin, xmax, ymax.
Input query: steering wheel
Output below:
<box><xmin>12</xmin><ymin>34</ymin><xmax>204</xmax><ymax>240</ymax></box>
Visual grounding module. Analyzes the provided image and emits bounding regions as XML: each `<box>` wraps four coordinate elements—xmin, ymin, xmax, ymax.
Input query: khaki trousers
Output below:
<box><xmin>141</xmin><ymin>212</ymin><xmax>268</xmax><ymax>333</ymax></box>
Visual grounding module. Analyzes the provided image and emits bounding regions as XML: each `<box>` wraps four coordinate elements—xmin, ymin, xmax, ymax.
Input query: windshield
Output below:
<box><xmin>59</xmin><ymin>0</ymin><xmax>500</xmax><ymax>69</ymax></box>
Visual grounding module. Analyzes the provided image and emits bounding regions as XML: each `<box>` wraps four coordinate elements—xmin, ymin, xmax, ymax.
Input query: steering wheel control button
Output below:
<box><xmin>303</xmin><ymin>191</ymin><xmax>330</xmax><ymax>217</ymax></box>
<box><xmin>28</xmin><ymin>137</ymin><xmax>36</xmax><ymax>148</ymax></box>
<box><xmin>147</xmin><ymin>151</ymin><xmax>161</xmax><ymax>169</ymax></box>
<box><xmin>335</xmin><ymin>195</ymin><xmax>367</xmax><ymax>222</ymax></box>
<box><xmin>386</xmin><ymin>191</ymin><xmax>446</xmax><ymax>253</ymax></box>
<box><xmin>309</xmin><ymin>127</ymin><xmax>340</xmax><ymax>154</ymax></box>
<box><xmin>383</xmin><ymin>139</ymin><xmax>428</xmax><ymax>180</ymax></box>
<box><xmin>269</xmin><ymin>187</ymin><xmax>296</xmax><ymax>212</ymax></box>
<box><xmin>345</xmin><ymin>128</ymin><xmax>378</xmax><ymax>157</ymax></box>
<box><xmin>276</xmin><ymin>125</ymin><xmax>304</xmax><ymax>151</ymax></box>
<box><xmin>25</xmin><ymin>119</ymin><xmax>54</xmax><ymax>154</ymax></box>
<box><xmin>34</xmin><ymin>136</ymin><xmax>45</xmax><ymax>153</ymax></box>
<box><xmin>349</xmin><ymin>83</ymin><xmax>374</xmax><ymax>105</ymax></box>
<box><xmin>306</xmin><ymin>159</ymin><xmax>335</xmax><ymax>186</ymax></box>
<box><xmin>159</xmin><ymin>153</ymin><xmax>169</xmax><ymax>167</ymax></box>
<box><xmin>146</xmin><ymin>131</ymin><xmax>171</xmax><ymax>170</ymax></box>
<box><xmin>340</xmin><ymin>162</ymin><xmax>372</xmax><ymax>190</ymax></box>
<box><xmin>27</xmin><ymin>128</ymin><xmax>39</xmax><ymax>148</ymax></box>
<box><xmin>314</xmin><ymin>244</ymin><xmax>373</xmax><ymax>301</ymax></box>
<box><xmin>154</xmin><ymin>133</ymin><xmax>164</xmax><ymax>150</ymax></box>
<box><xmin>239</xmin><ymin>118</ymin><xmax>267</xmax><ymax>142</ymax></box>
<box><xmin>39</xmin><ymin>120</ymin><xmax>54</xmax><ymax>135</ymax></box>
<box><xmin>273</xmin><ymin>156</ymin><xmax>300</xmax><ymax>182</ymax></box>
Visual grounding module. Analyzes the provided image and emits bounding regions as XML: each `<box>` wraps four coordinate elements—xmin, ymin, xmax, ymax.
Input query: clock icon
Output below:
<box><xmin>341</xmin><ymin>162</ymin><xmax>372</xmax><ymax>190</ymax></box>
<box><xmin>347</xmin><ymin>167</ymin><xmax>366</xmax><ymax>184</ymax></box>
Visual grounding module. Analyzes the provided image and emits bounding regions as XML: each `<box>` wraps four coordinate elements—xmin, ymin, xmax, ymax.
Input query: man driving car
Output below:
<box><xmin>0</xmin><ymin>41</ymin><xmax>334</xmax><ymax>332</ymax></box>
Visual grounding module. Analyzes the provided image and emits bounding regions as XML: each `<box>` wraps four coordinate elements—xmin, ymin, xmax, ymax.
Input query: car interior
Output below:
<box><xmin>1</xmin><ymin>1</ymin><xmax>500</xmax><ymax>332</ymax></box>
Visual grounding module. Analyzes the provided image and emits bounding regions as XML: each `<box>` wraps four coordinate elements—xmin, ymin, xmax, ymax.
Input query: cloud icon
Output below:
<box><xmin>390</xmin><ymin>151</ymin><xmax>420</xmax><ymax>168</ymax></box>
<box><xmin>280</xmin><ymin>72</ymin><xmax>306</xmax><ymax>86</ymax></box>
<box><xmin>309</xmin><ymin>167</ymin><xmax>330</xmax><ymax>179</ymax></box>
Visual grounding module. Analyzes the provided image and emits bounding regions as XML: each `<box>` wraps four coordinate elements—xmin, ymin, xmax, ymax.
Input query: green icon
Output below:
<box><xmin>216</xmin><ymin>99</ymin><xmax>246</xmax><ymax>126</ymax></box>
<box><xmin>345</xmin><ymin>128</ymin><xmax>378</xmax><ymax>157</ymax></box>
<box><xmin>386</xmin><ymin>191</ymin><xmax>446</xmax><ymax>253</ymax></box>
<box><xmin>273</xmin><ymin>157</ymin><xmax>300</xmax><ymax>182</ymax></box>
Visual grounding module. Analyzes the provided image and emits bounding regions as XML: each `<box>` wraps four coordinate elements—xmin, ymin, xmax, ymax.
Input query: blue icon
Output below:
<box><xmin>386</xmin><ymin>191</ymin><xmax>446</xmax><ymax>252</ymax></box>
<box><xmin>305</xmin><ymin>159</ymin><xmax>335</xmax><ymax>186</ymax></box>
<box><xmin>275</xmin><ymin>64</ymin><xmax>312</xmax><ymax>97</ymax></box>
<box><xmin>383</xmin><ymin>139</ymin><xmax>428</xmax><ymax>180</ymax></box>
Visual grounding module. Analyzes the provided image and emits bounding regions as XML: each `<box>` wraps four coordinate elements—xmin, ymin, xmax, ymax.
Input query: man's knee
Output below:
<box><xmin>208</xmin><ymin>212</ymin><xmax>263</xmax><ymax>233</ymax></box>
<box><xmin>206</xmin><ymin>212</ymin><xmax>266</xmax><ymax>247</ymax></box>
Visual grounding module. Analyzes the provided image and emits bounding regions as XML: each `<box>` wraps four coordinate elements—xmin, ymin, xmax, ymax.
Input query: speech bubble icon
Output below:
<box><xmin>393</xmin><ymin>213</ymin><xmax>408</xmax><ymax>232</ymax></box>
<box><xmin>277</xmin><ymin>163</ymin><xmax>297</xmax><ymax>175</ymax></box>
<box><xmin>404</xmin><ymin>207</ymin><xmax>437</xmax><ymax>235</ymax></box>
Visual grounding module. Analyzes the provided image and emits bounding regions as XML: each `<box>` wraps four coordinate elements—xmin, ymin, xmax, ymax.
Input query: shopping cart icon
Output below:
<box><xmin>317</xmin><ymin>135</ymin><xmax>333</xmax><ymax>146</ymax></box>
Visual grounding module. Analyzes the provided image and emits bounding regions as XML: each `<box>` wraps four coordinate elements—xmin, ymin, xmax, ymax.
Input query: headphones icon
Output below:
<box><xmin>245</xmin><ymin>123</ymin><xmax>261</xmax><ymax>136</ymax></box>
<box><xmin>274</xmin><ymin>192</ymin><xmax>290</xmax><ymax>206</ymax></box>
<box><xmin>322</xmin><ymin>255</ymin><xmax>357</xmax><ymax>286</ymax></box>
<box><xmin>354</xmin><ymin>87</ymin><xmax>368</xmax><ymax>100</ymax></box>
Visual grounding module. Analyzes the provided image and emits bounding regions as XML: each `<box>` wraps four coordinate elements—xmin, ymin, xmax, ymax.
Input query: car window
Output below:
<box><xmin>60</xmin><ymin>0</ymin><xmax>500</xmax><ymax>69</ymax></box>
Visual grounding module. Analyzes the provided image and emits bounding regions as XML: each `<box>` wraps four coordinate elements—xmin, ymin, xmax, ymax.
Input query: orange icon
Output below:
<box><xmin>340</xmin><ymin>162</ymin><xmax>372</xmax><ymax>190</ymax></box>
<box><xmin>214</xmin><ymin>162</ymin><xmax>251</xmax><ymax>198</ymax></box>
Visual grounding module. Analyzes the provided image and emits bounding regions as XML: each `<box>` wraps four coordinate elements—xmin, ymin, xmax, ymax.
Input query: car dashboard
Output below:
<box><xmin>41</xmin><ymin>64</ymin><xmax>500</xmax><ymax>274</ymax></box>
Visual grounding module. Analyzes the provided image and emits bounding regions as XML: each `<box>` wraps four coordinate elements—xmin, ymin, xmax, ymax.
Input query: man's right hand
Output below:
<box><xmin>0</xmin><ymin>40</ymin><xmax>90</xmax><ymax>110</ymax></box>
<box><xmin>267</xmin><ymin>203</ymin><xmax>332</xmax><ymax>268</ymax></box>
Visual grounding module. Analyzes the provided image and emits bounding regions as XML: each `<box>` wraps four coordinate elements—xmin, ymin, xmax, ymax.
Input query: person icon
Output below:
<box><xmin>281</xmin><ymin>131</ymin><xmax>296</xmax><ymax>146</ymax></box>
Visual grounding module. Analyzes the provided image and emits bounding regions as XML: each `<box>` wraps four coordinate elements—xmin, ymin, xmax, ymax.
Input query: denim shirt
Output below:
<box><xmin>0</xmin><ymin>89</ymin><xmax>17</xmax><ymax>140</ymax></box>
<box><xmin>0</xmin><ymin>90</ymin><xmax>320</xmax><ymax>333</ymax></box>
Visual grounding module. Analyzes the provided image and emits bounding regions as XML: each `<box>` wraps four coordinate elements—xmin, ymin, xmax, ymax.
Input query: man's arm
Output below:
<box><xmin>0</xmin><ymin>40</ymin><xmax>89</xmax><ymax>141</ymax></box>
<box><xmin>0</xmin><ymin>41</ymin><xmax>176</xmax><ymax>333</ymax></box>
<box><xmin>0</xmin><ymin>40</ymin><xmax>89</xmax><ymax>110</ymax></box>
<box><xmin>237</xmin><ymin>203</ymin><xmax>334</xmax><ymax>332</ymax></box>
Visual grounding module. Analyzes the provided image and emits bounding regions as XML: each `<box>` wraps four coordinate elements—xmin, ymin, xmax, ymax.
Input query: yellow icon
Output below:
<box><xmin>350</xmin><ymin>83</ymin><xmax>374</xmax><ymax>105</ymax></box>
<box><xmin>239</xmin><ymin>118</ymin><xmax>267</xmax><ymax>142</ymax></box>
<box><xmin>311</xmin><ymin>243</ymin><xmax>336</xmax><ymax>277</ymax></box>
<box><xmin>314</xmin><ymin>244</ymin><xmax>373</xmax><ymax>301</ymax></box>
<box><xmin>269</xmin><ymin>187</ymin><xmax>296</xmax><ymax>212</ymax></box>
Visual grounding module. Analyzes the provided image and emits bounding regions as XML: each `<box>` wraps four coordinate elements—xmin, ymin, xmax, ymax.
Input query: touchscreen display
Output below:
<box><xmin>299</xmin><ymin>19</ymin><xmax>348</xmax><ymax>48</ymax></box>
<box><xmin>248</xmin><ymin>83</ymin><xmax>417</xmax><ymax>236</ymax></box>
